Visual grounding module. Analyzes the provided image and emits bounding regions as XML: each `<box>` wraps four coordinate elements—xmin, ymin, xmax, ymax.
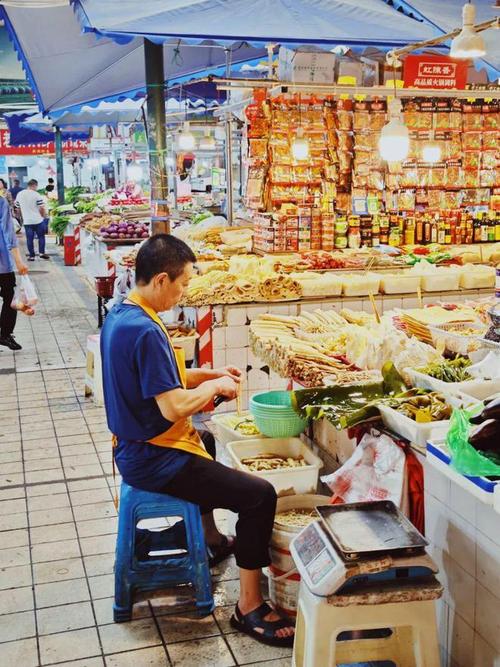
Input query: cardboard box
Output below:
<box><xmin>278</xmin><ymin>46</ymin><xmax>336</xmax><ymax>84</ymax></box>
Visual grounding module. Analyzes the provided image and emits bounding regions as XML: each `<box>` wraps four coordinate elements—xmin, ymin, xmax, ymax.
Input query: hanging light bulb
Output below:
<box><xmin>450</xmin><ymin>3</ymin><xmax>486</xmax><ymax>59</ymax></box>
<box><xmin>199</xmin><ymin>127</ymin><xmax>216</xmax><ymax>150</ymax></box>
<box><xmin>178</xmin><ymin>121</ymin><xmax>196</xmax><ymax>151</ymax></box>
<box><xmin>379</xmin><ymin>98</ymin><xmax>409</xmax><ymax>162</ymax></box>
<box><xmin>291</xmin><ymin>126</ymin><xmax>310</xmax><ymax>161</ymax></box>
<box><xmin>422</xmin><ymin>143</ymin><xmax>442</xmax><ymax>163</ymax></box>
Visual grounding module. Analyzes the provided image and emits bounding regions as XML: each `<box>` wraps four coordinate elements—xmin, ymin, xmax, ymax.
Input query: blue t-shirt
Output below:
<box><xmin>101</xmin><ymin>303</ymin><xmax>190</xmax><ymax>490</ymax></box>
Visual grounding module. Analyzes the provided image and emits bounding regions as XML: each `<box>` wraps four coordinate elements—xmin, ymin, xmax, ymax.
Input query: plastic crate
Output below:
<box><xmin>407</xmin><ymin>367</ymin><xmax>500</xmax><ymax>401</ymax></box>
<box><xmin>226</xmin><ymin>437</ymin><xmax>323</xmax><ymax>495</ymax></box>
<box><xmin>428</xmin><ymin>322</ymin><xmax>487</xmax><ymax>355</ymax></box>
<box><xmin>211</xmin><ymin>412</ymin><xmax>263</xmax><ymax>446</ymax></box>
<box><xmin>378</xmin><ymin>391</ymin><xmax>477</xmax><ymax>447</ymax></box>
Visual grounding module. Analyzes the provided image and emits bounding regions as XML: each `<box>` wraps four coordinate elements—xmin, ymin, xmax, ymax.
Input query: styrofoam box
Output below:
<box><xmin>211</xmin><ymin>411</ymin><xmax>264</xmax><ymax>446</ymax></box>
<box><xmin>407</xmin><ymin>368</ymin><xmax>500</xmax><ymax>401</ymax></box>
<box><xmin>378</xmin><ymin>391</ymin><xmax>477</xmax><ymax>447</ymax></box>
<box><xmin>427</xmin><ymin>439</ymin><xmax>499</xmax><ymax>505</ymax></box>
<box><xmin>226</xmin><ymin>437</ymin><xmax>323</xmax><ymax>496</ymax></box>
<box><xmin>341</xmin><ymin>274</ymin><xmax>380</xmax><ymax>297</ymax></box>
<box><xmin>420</xmin><ymin>270</ymin><xmax>460</xmax><ymax>292</ymax></box>
<box><xmin>379</xmin><ymin>273</ymin><xmax>421</xmax><ymax>294</ymax></box>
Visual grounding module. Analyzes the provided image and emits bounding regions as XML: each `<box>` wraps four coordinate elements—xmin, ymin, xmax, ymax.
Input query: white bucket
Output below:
<box><xmin>268</xmin><ymin>494</ymin><xmax>330</xmax><ymax>616</ymax></box>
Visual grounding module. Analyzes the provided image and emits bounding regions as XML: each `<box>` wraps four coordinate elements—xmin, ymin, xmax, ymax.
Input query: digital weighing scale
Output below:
<box><xmin>290</xmin><ymin>501</ymin><xmax>434</xmax><ymax>597</ymax></box>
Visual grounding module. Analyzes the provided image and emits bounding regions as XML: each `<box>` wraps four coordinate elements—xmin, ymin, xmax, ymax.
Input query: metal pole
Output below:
<box><xmin>144</xmin><ymin>39</ymin><xmax>169</xmax><ymax>235</ymax></box>
<box><xmin>224</xmin><ymin>48</ymin><xmax>233</xmax><ymax>225</ymax></box>
<box><xmin>54</xmin><ymin>126</ymin><xmax>64</xmax><ymax>205</ymax></box>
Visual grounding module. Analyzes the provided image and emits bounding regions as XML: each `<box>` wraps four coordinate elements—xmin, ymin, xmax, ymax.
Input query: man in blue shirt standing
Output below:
<box><xmin>0</xmin><ymin>196</ymin><xmax>28</xmax><ymax>350</ymax></box>
<box><xmin>101</xmin><ymin>234</ymin><xmax>295</xmax><ymax>647</ymax></box>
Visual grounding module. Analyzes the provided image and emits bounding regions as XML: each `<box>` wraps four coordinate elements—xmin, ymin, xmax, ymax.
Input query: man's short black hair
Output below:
<box><xmin>135</xmin><ymin>234</ymin><xmax>196</xmax><ymax>285</ymax></box>
<box><xmin>28</xmin><ymin>179</ymin><xmax>38</xmax><ymax>187</ymax></box>
<box><xmin>48</xmin><ymin>177</ymin><xmax>54</xmax><ymax>184</ymax></box>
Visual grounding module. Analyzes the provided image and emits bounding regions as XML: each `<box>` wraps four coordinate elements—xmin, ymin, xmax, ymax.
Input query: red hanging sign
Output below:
<box><xmin>0</xmin><ymin>130</ymin><xmax>89</xmax><ymax>156</ymax></box>
<box><xmin>404</xmin><ymin>54</ymin><xmax>468</xmax><ymax>90</ymax></box>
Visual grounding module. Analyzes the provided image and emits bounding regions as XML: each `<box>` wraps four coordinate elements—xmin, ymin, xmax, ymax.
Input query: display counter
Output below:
<box><xmin>183</xmin><ymin>288</ymin><xmax>493</xmax><ymax>412</ymax></box>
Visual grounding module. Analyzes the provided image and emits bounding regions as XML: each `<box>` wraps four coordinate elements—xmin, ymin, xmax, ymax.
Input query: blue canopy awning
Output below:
<box><xmin>71</xmin><ymin>0</ymin><xmax>439</xmax><ymax>48</ymax></box>
<box><xmin>4</xmin><ymin>111</ymin><xmax>89</xmax><ymax>147</ymax></box>
<box><xmin>0</xmin><ymin>3</ymin><xmax>266</xmax><ymax>114</ymax></box>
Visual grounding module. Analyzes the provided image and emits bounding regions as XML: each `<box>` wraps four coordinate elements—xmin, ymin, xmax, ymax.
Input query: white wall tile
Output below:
<box><xmin>449</xmin><ymin>480</ymin><xmax>477</xmax><ymax>526</ymax></box>
<box><xmin>431</xmin><ymin>547</ymin><xmax>476</xmax><ymax>627</ymax></box>
<box><xmin>476</xmin><ymin>582</ymin><xmax>500</xmax><ymax>653</ymax></box>
<box><xmin>448</xmin><ymin>608</ymin><xmax>474</xmax><ymax>667</ymax></box>
<box><xmin>226</xmin><ymin>306</ymin><xmax>247</xmax><ymax>327</ymax></box>
<box><xmin>225</xmin><ymin>347</ymin><xmax>248</xmax><ymax>369</ymax></box>
<box><xmin>476</xmin><ymin>502</ymin><xmax>500</xmax><ymax>547</ymax></box>
<box><xmin>425</xmin><ymin>461</ymin><xmax>451</xmax><ymax>504</ymax></box>
<box><xmin>473</xmin><ymin>633</ymin><xmax>499</xmax><ymax>667</ymax></box>
<box><xmin>246</xmin><ymin>304</ymin><xmax>268</xmax><ymax>321</ymax></box>
<box><xmin>212</xmin><ymin>350</ymin><xmax>226</xmax><ymax>369</ymax></box>
<box><xmin>212</xmin><ymin>327</ymin><xmax>226</xmax><ymax>350</ymax></box>
<box><xmin>402</xmin><ymin>297</ymin><xmax>420</xmax><ymax>309</ymax></box>
<box><xmin>476</xmin><ymin>529</ymin><xmax>500</xmax><ymax>594</ymax></box>
<box><xmin>225</xmin><ymin>325</ymin><xmax>249</xmax><ymax>349</ymax></box>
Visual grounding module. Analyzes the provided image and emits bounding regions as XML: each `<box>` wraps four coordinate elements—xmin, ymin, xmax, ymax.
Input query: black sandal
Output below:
<box><xmin>207</xmin><ymin>535</ymin><xmax>235</xmax><ymax>567</ymax></box>
<box><xmin>230</xmin><ymin>602</ymin><xmax>295</xmax><ymax>648</ymax></box>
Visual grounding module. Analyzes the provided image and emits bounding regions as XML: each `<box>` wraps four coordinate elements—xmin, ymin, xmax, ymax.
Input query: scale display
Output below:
<box><xmin>290</xmin><ymin>521</ymin><xmax>346</xmax><ymax>596</ymax></box>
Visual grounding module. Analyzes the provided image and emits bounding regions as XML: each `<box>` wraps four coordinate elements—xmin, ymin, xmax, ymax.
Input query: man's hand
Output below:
<box><xmin>214</xmin><ymin>366</ymin><xmax>242</xmax><ymax>383</ymax></box>
<box><xmin>215</xmin><ymin>376</ymin><xmax>239</xmax><ymax>400</ymax></box>
<box><xmin>16</xmin><ymin>261</ymin><xmax>28</xmax><ymax>275</ymax></box>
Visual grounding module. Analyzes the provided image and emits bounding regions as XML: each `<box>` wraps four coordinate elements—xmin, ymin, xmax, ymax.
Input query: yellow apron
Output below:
<box><xmin>111</xmin><ymin>289</ymin><xmax>211</xmax><ymax>507</ymax></box>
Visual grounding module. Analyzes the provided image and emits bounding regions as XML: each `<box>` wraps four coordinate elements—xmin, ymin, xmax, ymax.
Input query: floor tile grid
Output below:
<box><xmin>7</xmin><ymin>362</ymin><xmax>41</xmax><ymax>665</ymax></box>
<box><xmin>0</xmin><ymin>247</ymin><xmax>293</xmax><ymax>666</ymax></box>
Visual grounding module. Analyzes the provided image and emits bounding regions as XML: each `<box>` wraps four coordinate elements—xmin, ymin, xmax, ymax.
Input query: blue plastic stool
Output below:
<box><xmin>113</xmin><ymin>482</ymin><xmax>214</xmax><ymax>622</ymax></box>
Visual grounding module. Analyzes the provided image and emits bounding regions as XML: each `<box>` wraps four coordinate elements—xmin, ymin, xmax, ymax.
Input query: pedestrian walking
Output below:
<box><xmin>0</xmin><ymin>196</ymin><xmax>29</xmax><ymax>351</ymax></box>
<box><xmin>15</xmin><ymin>179</ymin><xmax>50</xmax><ymax>261</ymax></box>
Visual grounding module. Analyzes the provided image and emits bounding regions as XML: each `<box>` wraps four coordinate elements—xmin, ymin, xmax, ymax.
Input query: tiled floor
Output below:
<box><xmin>0</xmin><ymin>244</ymin><xmax>292</xmax><ymax>667</ymax></box>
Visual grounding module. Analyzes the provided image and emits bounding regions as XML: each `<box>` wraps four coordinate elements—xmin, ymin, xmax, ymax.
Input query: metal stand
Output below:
<box><xmin>144</xmin><ymin>39</ymin><xmax>170</xmax><ymax>234</ymax></box>
<box><xmin>54</xmin><ymin>126</ymin><xmax>65</xmax><ymax>205</ymax></box>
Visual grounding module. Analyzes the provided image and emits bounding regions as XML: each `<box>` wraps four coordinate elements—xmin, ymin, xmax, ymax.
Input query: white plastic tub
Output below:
<box><xmin>379</xmin><ymin>273</ymin><xmax>421</xmax><ymax>294</ymax></box>
<box><xmin>211</xmin><ymin>411</ymin><xmax>262</xmax><ymax>445</ymax></box>
<box><xmin>226</xmin><ymin>437</ymin><xmax>323</xmax><ymax>496</ymax></box>
<box><xmin>419</xmin><ymin>269</ymin><xmax>460</xmax><ymax>292</ymax></box>
<box><xmin>378</xmin><ymin>392</ymin><xmax>477</xmax><ymax>447</ymax></box>
<box><xmin>459</xmin><ymin>266</ymin><xmax>496</xmax><ymax>290</ymax></box>
<box><xmin>341</xmin><ymin>273</ymin><xmax>380</xmax><ymax>297</ymax></box>
<box><xmin>428</xmin><ymin>322</ymin><xmax>486</xmax><ymax>356</ymax></box>
<box><xmin>407</xmin><ymin>367</ymin><xmax>500</xmax><ymax>401</ymax></box>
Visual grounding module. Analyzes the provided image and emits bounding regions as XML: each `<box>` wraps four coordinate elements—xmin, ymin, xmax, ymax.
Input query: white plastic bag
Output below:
<box><xmin>20</xmin><ymin>275</ymin><xmax>38</xmax><ymax>305</ymax></box>
<box><xmin>321</xmin><ymin>429</ymin><xmax>406</xmax><ymax>507</ymax></box>
<box><xmin>106</xmin><ymin>269</ymin><xmax>135</xmax><ymax>310</ymax></box>
<box><xmin>11</xmin><ymin>276</ymin><xmax>37</xmax><ymax>314</ymax></box>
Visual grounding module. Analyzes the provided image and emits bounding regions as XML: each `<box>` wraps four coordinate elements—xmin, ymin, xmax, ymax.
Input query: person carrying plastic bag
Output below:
<box><xmin>0</xmin><ymin>196</ymin><xmax>31</xmax><ymax>351</ymax></box>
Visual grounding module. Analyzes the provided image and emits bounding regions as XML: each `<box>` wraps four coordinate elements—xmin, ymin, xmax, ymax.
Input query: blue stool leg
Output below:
<box><xmin>185</xmin><ymin>503</ymin><xmax>215</xmax><ymax>616</ymax></box>
<box><xmin>113</xmin><ymin>494</ymin><xmax>135</xmax><ymax>622</ymax></box>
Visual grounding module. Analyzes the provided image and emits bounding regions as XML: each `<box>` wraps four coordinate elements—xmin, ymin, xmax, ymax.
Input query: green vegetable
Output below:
<box><xmin>291</xmin><ymin>362</ymin><xmax>406</xmax><ymax>429</ymax></box>
<box><xmin>64</xmin><ymin>186</ymin><xmax>87</xmax><ymax>204</ymax></box>
<box><xmin>49</xmin><ymin>214</ymin><xmax>70</xmax><ymax>237</ymax></box>
<box><xmin>417</xmin><ymin>357</ymin><xmax>472</xmax><ymax>383</ymax></box>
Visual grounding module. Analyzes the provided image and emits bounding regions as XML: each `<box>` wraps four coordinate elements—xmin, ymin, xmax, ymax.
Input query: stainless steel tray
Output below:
<box><xmin>316</xmin><ymin>501</ymin><xmax>428</xmax><ymax>561</ymax></box>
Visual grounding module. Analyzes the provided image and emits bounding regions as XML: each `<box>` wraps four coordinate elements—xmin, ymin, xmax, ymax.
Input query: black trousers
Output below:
<box><xmin>162</xmin><ymin>429</ymin><xmax>277</xmax><ymax>570</ymax></box>
<box><xmin>0</xmin><ymin>272</ymin><xmax>16</xmax><ymax>338</ymax></box>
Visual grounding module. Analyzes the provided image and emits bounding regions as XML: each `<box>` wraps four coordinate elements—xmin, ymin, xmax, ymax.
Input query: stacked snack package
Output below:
<box><xmin>245</xmin><ymin>89</ymin><xmax>499</xmax><ymax>251</ymax></box>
